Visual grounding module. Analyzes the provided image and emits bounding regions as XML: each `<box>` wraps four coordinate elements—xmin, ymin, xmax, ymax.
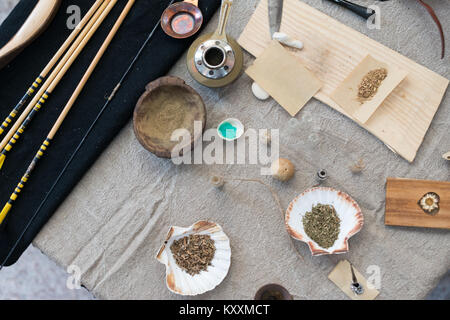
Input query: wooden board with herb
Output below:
<box><xmin>238</xmin><ymin>0</ymin><xmax>449</xmax><ymax>162</ymax></box>
<box><xmin>331</xmin><ymin>55</ymin><xmax>408</xmax><ymax>124</ymax></box>
<box><xmin>385</xmin><ymin>178</ymin><xmax>450</xmax><ymax>229</ymax></box>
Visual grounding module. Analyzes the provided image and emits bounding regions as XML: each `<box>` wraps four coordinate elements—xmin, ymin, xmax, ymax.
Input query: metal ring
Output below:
<box><xmin>194</xmin><ymin>39</ymin><xmax>235</xmax><ymax>80</ymax></box>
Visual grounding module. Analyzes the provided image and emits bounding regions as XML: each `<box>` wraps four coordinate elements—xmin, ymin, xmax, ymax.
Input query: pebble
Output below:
<box><xmin>273</xmin><ymin>32</ymin><xmax>304</xmax><ymax>50</ymax></box>
<box><xmin>252</xmin><ymin>82</ymin><xmax>270</xmax><ymax>100</ymax></box>
<box><xmin>271</xmin><ymin>158</ymin><xmax>295</xmax><ymax>182</ymax></box>
<box><xmin>443</xmin><ymin>151</ymin><xmax>450</xmax><ymax>161</ymax></box>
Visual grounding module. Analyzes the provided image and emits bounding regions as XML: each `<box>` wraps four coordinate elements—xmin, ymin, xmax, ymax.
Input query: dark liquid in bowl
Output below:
<box><xmin>260</xmin><ymin>290</ymin><xmax>284</xmax><ymax>300</ymax></box>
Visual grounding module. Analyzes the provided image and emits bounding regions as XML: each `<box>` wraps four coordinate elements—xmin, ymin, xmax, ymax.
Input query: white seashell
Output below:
<box><xmin>252</xmin><ymin>82</ymin><xmax>270</xmax><ymax>100</ymax></box>
<box><xmin>156</xmin><ymin>220</ymin><xmax>231</xmax><ymax>296</ymax></box>
<box><xmin>210</xmin><ymin>175</ymin><xmax>225</xmax><ymax>188</ymax></box>
<box><xmin>285</xmin><ymin>187</ymin><xmax>363</xmax><ymax>256</ymax></box>
<box><xmin>443</xmin><ymin>151</ymin><xmax>450</xmax><ymax>161</ymax></box>
<box><xmin>273</xmin><ymin>32</ymin><xmax>304</xmax><ymax>50</ymax></box>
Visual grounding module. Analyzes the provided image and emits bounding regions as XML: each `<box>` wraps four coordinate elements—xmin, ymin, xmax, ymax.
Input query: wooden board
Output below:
<box><xmin>238</xmin><ymin>0</ymin><xmax>449</xmax><ymax>162</ymax></box>
<box><xmin>385</xmin><ymin>178</ymin><xmax>450</xmax><ymax>229</ymax></box>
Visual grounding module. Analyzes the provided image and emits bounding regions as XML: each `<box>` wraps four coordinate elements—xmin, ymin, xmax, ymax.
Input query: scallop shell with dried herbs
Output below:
<box><xmin>285</xmin><ymin>187</ymin><xmax>364</xmax><ymax>256</ymax></box>
<box><xmin>156</xmin><ymin>221</ymin><xmax>231</xmax><ymax>296</ymax></box>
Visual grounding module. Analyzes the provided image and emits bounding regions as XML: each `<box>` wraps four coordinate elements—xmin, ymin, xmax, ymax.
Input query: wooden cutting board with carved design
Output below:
<box><xmin>385</xmin><ymin>178</ymin><xmax>450</xmax><ymax>229</ymax></box>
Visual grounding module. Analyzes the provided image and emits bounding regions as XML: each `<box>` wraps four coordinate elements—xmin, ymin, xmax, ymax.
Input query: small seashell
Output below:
<box><xmin>156</xmin><ymin>221</ymin><xmax>231</xmax><ymax>296</ymax></box>
<box><xmin>443</xmin><ymin>151</ymin><xmax>450</xmax><ymax>161</ymax></box>
<box><xmin>285</xmin><ymin>187</ymin><xmax>364</xmax><ymax>256</ymax></box>
<box><xmin>271</xmin><ymin>158</ymin><xmax>295</xmax><ymax>182</ymax></box>
<box><xmin>252</xmin><ymin>82</ymin><xmax>270</xmax><ymax>100</ymax></box>
<box><xmin>210</xmin><ymin>175</ymin><xmax>225</xmax><ymax>188</ymax></box>
<box><xmin>350</xmin><ymin>159</ymin><xmax>366</xmax><ymax>174</ymax></box>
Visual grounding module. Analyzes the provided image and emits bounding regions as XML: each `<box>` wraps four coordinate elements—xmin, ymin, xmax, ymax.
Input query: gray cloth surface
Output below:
<box><xmin>33</xmin><ymin>0</ymin><xmax>449</xmax><ymax>300</ymax></box>
<box><xmin>426</xmin><ymin>270</ymin><xmax>450</xmax><ymax>300</ymax></box>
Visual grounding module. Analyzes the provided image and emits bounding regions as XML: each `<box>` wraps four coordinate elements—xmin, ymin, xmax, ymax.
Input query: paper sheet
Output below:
<box><xmin>246</xmin><ymin>40</ymin><xmax>322</xmax><ymax>117</ymax></box>
<box><xmin>328</xmin><ymin>260</ymin><xmax>380</xmax><ymax>300</ymax></box>
<box><xmin>331</xmin><ymin>55</ymin><xmax>408</xmax><ymax>124</ymax></box>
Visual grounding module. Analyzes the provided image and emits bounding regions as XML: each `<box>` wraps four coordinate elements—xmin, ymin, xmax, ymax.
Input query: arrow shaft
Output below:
<box><xmin>0</xmin><ymin>0</ymin><xmax>136</xmax><ymax>226</ymax></box>
<box><xmin>0</xmin><ymin>0</ymin><xmax>105</xmax><ymax>137</ymax></box>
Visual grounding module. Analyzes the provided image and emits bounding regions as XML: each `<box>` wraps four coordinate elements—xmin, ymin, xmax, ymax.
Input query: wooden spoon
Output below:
<box><xmin>0</xmin><ymin>0</ymin><xmax>62</xmax><ymax>70</ymax></box>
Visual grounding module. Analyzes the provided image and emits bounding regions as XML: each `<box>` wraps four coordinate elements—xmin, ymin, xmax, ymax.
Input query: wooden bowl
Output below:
<box><xmin>254</xmin><ymin>284</ymin><xmax>293</xmax><ymax>300</ymax></box>
<box><xmin>160</xmin><ymin>1</ymin><xmax>203</xmax><ymax>39</ymax></box>
<box><xmin>133</xmin><ymin>76</ymin><xmax>206</xmax><ymax>158</ymax></box>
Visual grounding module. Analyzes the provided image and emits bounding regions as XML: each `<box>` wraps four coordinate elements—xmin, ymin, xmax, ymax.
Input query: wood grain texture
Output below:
<box><xmin>238</xmin><ymin>0</ymin><xmax>449</xmax><ymax>162</ymax></box>
<box><xmin>385</xmin><ymin>178</ymin><xmax>450</xmax><ymax>229</ymax></box>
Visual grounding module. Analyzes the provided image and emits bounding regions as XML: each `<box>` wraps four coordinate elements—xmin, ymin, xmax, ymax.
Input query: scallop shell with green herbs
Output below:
<box><xmin>156</xmin><ymin>221</ymin><xmax>231</xmax><ymax>296</ymax></box>
<box><xmin>285</xmin><ymin>187</ymin><xmax>364</xmax><ymax>256</ymax></box>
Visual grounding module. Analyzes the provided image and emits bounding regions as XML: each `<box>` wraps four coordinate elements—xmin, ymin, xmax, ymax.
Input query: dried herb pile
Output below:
<box><xmin>170</xmin><ymin>234</ymin><xmax>216</xmax><ymax>276</ymax></box>
<box><xmin>358</xmin><ymin>68</ymin><xmax>388</xmax><ymax>101</ymax></box>
<box><xmin>302</xmin><ymin>204</ymin><xmax>341</xmax><ymax>249</ymax></box>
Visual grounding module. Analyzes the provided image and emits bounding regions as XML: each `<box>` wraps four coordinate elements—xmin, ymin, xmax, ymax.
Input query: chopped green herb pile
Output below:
<box><xmin>170</xmin><ymin>234</ymin><xmax>216</xmax><ymax>276</ymax></box>
<box><xmin>302</xmin><ymin>204</ymin><xmax>341</xmax><ymax>249</ymax></box>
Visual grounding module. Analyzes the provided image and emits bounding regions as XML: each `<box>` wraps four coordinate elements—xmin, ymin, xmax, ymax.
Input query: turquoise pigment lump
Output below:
<box><xmin>218</xmin><ymin>121</ymin><xmax>237</xmax><ymax>140</ymax></box>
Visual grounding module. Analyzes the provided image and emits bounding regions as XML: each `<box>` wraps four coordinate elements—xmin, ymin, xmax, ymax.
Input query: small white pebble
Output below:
<box><xmin>443</xmin><ymin>151</ymin><xmax>450</xmax><ymax>161</ymax></box>
<box><xmin>273</xmin><ymin>32</ymin><xmax>304</xmax><ymax>50</ymax></box>
<box><xmin>252</xmin><ymin>82</ymin><xmax>270</xmax><ymax>100</ymax></box>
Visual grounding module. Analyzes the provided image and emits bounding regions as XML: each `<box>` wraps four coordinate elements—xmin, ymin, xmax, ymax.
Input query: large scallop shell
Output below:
<box><xmin>285</xmin><ymin>187</ymin><xmax>364</xmax><ymax>256</ymax></box>
<box><xmin>156</xmin><ymin>221</ymin><xmax>231</xmax><ymax>296</ymax></box>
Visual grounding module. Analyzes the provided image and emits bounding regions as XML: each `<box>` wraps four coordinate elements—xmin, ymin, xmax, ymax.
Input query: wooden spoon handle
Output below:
<box><xmin>213</xmin><ymin>0</ymin><xmax>233</xmax><ymax>41</ymax></box>
<box><xmin>185</xmin><ymin>0</ymin><xmax>199</xmax><ymax>7</ymax></box>
<box><xmin>0</xmin><ymin>0</ymin><xmax>62</xmax><ymax>70</ymax></box>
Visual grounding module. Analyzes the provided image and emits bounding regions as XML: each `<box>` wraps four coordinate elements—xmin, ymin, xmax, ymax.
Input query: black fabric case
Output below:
<box><xmin>0</xmin><ymin>0</ymin><xmax>220</xmax><ymax>266</ymax></box>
